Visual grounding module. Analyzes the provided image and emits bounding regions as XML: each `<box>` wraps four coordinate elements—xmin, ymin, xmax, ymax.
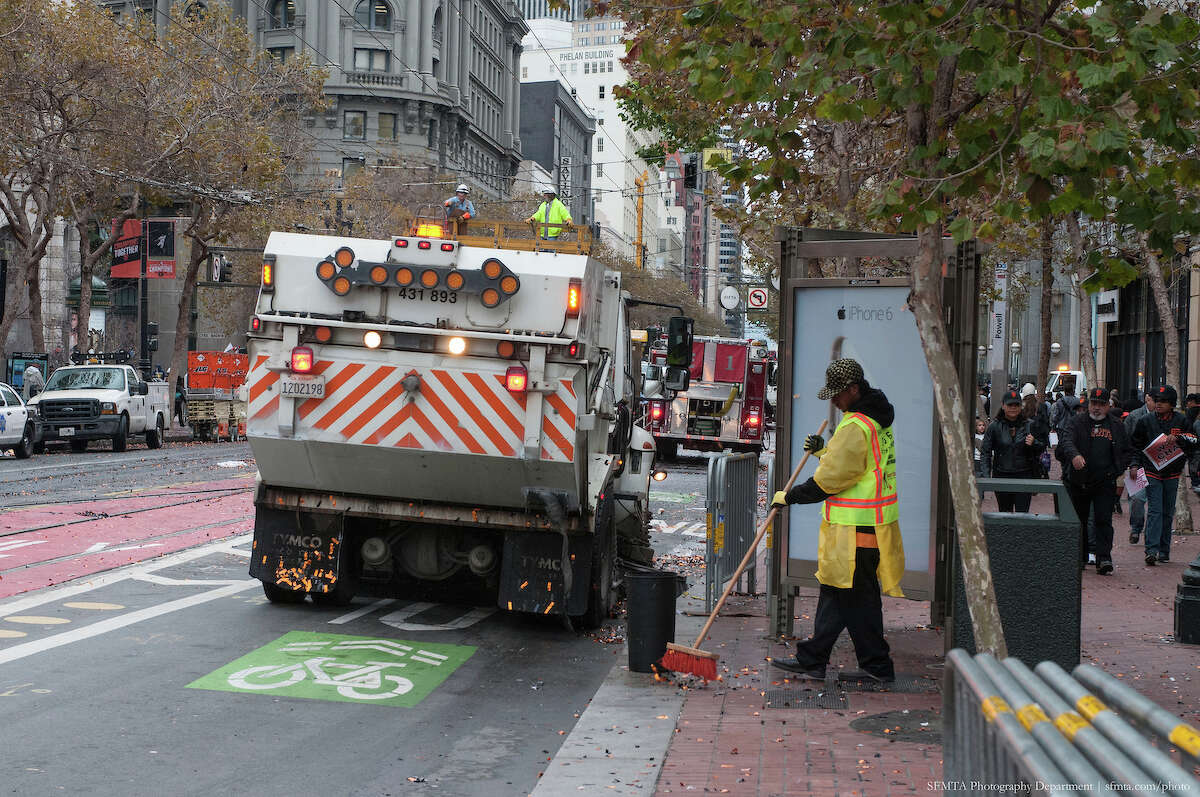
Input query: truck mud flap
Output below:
<box><xmin>249</xmin><ymin>506</ymin><xmax>345</xmax><ymax>595</ymax></box>
<box><xmin>498</xmin><ymin>531</ymin><xmax>591</xmax><ymax>616</ymax></box>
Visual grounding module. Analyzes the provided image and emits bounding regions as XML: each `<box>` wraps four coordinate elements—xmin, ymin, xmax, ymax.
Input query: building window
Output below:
<box><xmin>608</xmin><ymin>60</ymin><xmax>614</xmax><ymax>71</ymax></box>
<box><xmin>598</xmin><ymin>85</ymin><xmax>605</xmax><ymax>99</ymax></box>
<box><xmin>379</xmin><ymin>112</ymin><xmax>397</xmax><ymax>140</ymax></box>
<box><xmin>570</xmin><ymin>63</ymin><xmax>577</xmax><ymax>73</ymax></box>
<box><xmin>354</xmin><ymin>48</ymin><xmax>389</xmax><ymax>72</ymax></box>
<box><xmin>344</xmin><ymin>110</ymin><xmax>366</xmax><ymax>140</ymax></box>
<box><xmin>521</xmin><ymin>66</ymin><xmax>527</xmax><ymax>79</ymax></box>
<box><xmin>268</xmin><ymin>0</ymin><xmax>293</xmax><ymax>28</ymax></box>
<box><xmin>354</xmin><ymin>0</ymin><xmax>391</xmax><ymax>30</ymax></box>
<box><xmin>596</xmin><ymin>137</ymin><xmax>604</xmax><ymax>152</ymax></box>
<box><xmin>596</xmin><ymin>163</ymin><xmax>603</xmax><ymax>177</ymax></box>
<box><xmin>598</xmin><ymin>117</ymin><xmax>604</xmax><ymax>126</ymax></box>
<box><xmin>578</xmin><ymin>37</ymin><xmax>588</xmax><ymax>46</ymax></box>
<box><xmin>583</xmin><ymin>62</ymin><xmax>590</xmax><ymax>75</ymax></box>
<box><xmin>267</xmin><ymin>46</ymin><xmax>293</xmax><ymax>63</ymax></box>
<box><xmin>580</xmin><ymin>22</ymin><xmax>588</xmax><ymax>31</ymax></box>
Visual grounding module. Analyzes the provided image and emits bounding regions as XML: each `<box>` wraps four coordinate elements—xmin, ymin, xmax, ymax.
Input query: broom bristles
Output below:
<box><xmin>659</xmin><ymin>642</ymin><xmax>719</xmax><ymax>681</ymax></box>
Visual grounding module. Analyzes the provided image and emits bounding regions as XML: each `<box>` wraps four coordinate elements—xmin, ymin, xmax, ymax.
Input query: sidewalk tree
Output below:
<box><xmin>126</xmin><ymin>1</ymin><xmax>325</xmax><ymax>393</ymax></box>
<box><xmin>618</xmin><ymin>0</ymin><xmax>1200</xmax><ymax>654</ymax></box>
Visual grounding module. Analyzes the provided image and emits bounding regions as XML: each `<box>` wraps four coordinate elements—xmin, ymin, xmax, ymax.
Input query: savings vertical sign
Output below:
<box><xmin>110</xmin><ymin>219</ymin><xmax>176</xmax><ymax>279</ymax></box>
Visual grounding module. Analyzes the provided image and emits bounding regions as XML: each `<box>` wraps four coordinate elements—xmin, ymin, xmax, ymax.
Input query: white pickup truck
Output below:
<box><xmin>28</xmin><ymin>364</ymin><xmax>170</xmax><ymax>453</ymax></box>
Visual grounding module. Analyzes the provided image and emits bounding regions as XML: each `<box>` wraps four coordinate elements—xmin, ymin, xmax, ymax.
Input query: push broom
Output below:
<box><xmin>658</xmin><ymin>419</ymin><xmax>829</xmax><ymax>681</ymax></box>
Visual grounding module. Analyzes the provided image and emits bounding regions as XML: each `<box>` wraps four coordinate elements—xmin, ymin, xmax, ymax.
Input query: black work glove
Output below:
<box><xmin>803</xmin><ymin>434</ymin><xmax>825</xmax><ymax>453</ymax></box>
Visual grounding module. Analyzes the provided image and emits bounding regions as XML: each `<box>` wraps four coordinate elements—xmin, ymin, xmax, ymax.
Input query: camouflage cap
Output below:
<box><xmin>817</xmin><ymin>358</ymin><xmax>864</xmax><ymax>400</ymax></box>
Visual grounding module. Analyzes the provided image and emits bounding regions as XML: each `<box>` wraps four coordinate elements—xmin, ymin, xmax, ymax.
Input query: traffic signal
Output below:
<box><xmin>147</xmin><ymin>321</ymin><xmax>159</xmax><ymax>352</ymax></box>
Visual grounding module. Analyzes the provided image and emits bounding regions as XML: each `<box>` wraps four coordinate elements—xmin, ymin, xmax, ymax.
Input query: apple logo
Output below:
<box><xmin>837</xmin><ymin>306</ymin><xmax>846</xmax><ymax>320</ymax></box>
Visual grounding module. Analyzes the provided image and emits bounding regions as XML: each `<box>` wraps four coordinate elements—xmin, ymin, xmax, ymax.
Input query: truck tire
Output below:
<box><xmin>261</xmin><ymin>581</ymin><xmax>307</xmax><ymax>604</ymax></box>
<box><xmin>14</xmin><ymin>424</ymin><xmax>33</xmax><ymax>459</ymax></box>
<box><xmin>574</xmin><ymin>489</ymin><xmax>617</xmax><ymax>630</ymax></box>
<box><xmin>69</xmin><ymin>439</ymin><xmax>88</xmax><ymax>453</ymax></box>
<box><xmin>146</xmin><ymin>415</ymin><xmax>164</xmax><ymax>449</ymax></box>
<box><xmin>32</xmin><ymin>441</ymin><xmax>45</xmax><ymax>455</ymax></box>
<box><xmin>112</xmin><ymin>415</ymin><xmax>128</xmax><ymax>452</ymax></box>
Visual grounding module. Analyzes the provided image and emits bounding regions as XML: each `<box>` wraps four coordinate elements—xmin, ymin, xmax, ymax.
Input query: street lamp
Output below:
<box><xmin>1050</xmin><ymin>341</ymin><xmax>1061</xmax><ymax>358</ymax></box>
<box><xmin>1010</xmin><ymin>341</ymin><xmax>1021</xmax><ymax>386</ymax></box>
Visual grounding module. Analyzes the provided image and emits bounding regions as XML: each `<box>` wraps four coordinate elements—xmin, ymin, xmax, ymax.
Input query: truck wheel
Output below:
<box><xmin>112</xmin><ymin>415</ymin><xmax>128</xmax><ymax>452</ymax></box>
<box><xmin>69</xmin><ymin>439</ymin><xmax>88</xmax><ymax>453</ymax></box>
<box><xmin>261</xmin><ymin>581</ymin><xmax>307</xmax><ymax>604</ymax></box>
<box><xmin>574</xmin><ymin>489</ymin><xmax>617</xmax><ymax>630</ymax></box>
<box><xmin>146</xmin><ymin>415</ymin><xmax>165</xmax><ymax>449</ymax></box>
<box><xmin>14</xmin><ymin>424</ymin><xmax>33</xmax><ymax>459</ymax></box>
<box><xmin>32</xmin><ymin>441</ymin><xmax>45</xmax><ymax>455</ymax></box>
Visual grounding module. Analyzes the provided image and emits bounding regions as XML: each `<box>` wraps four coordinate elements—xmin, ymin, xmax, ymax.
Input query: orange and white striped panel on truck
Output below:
<box><xmin>247</xmin><ymin>355</ymin><xmax>578</xmax><ymax>461</ymax></box>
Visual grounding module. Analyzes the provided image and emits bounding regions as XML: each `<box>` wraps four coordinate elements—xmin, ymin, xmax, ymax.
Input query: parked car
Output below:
<box><xmin>28</xmin><ymin>364</ymin><xmax>169</xmax><ymax>453</ymax></box>
<box><xmin>0</xmin><ymin>381</ymin><xmax>34</xmax><ymax>458</ymax></box>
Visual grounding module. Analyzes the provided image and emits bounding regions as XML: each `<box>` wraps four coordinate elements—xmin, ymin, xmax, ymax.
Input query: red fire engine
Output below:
<box><xmin>644</xmin><ymin>336</ymin><xmax>768</xmax><ymax>458</ymax></box>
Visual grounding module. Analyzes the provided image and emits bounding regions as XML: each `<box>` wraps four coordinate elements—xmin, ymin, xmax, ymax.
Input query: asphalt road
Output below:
<box><xmin>0</xmin><ymin>441</ymin><xmax>723</xmax><ymax>796</ymax></box>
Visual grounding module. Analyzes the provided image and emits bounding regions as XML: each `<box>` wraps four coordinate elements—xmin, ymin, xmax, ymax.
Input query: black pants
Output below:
<box><xmin>793</xmin><ymin>546</ymin><xmax>894</xmax><ymax>678</ymax></box>
<box><xmin>1068</xmin><ymin>484</ymin><xmax>1116</xmax><ymax>564</ymax></box>
<box><xmin>995</xmin><ymin>492</ymin><xmax>1032</xmax><ymax>512</ymax></box>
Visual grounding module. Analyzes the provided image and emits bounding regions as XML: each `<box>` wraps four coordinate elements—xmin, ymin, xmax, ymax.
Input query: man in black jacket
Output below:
<box><xmin>1129</xmin><ymin>385</ymin><xmax>1198</xmax><ymax>565</ymax></box>
<box><xmin>1060</xmin><ymin>388</ymin><xmax>1132</xmax><ymax>575</ymax></box>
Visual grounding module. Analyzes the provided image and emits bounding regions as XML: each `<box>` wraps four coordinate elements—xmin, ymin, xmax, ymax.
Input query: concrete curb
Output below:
<box><xmin>531</xmin><ymin>578</ymin><xmax>708</xmax><ymax>795</ymax></box>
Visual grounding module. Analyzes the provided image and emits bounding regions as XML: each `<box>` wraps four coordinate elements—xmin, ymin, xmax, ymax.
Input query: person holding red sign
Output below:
<box><xmin>1129</xmin><ymin>385</ymin><xmax>1198</xmax><ymax>565</ymax></box>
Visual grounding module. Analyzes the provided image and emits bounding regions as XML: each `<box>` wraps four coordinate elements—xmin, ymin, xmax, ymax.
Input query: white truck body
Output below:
<box><xmin>28</xmin><ymin>365</ymin><xmax>169</xmax><ymax>451</ymax></box>
<box><xmin>246</xmin><ymin>227</ymin><xmax>668</xmax><ymax>623</ymax></box>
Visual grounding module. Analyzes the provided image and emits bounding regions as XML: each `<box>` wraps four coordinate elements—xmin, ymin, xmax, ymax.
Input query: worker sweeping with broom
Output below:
<box><xmin>769</xmin><ymin>358</ymin><xmax>905</xmax><ymax>684</ymax></box>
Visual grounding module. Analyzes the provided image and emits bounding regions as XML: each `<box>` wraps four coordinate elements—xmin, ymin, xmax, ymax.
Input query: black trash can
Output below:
<box><xmin>626</xmin><ymin>569</ymin><xmax>678</xmax><ymax>672</ymax></box>
<box><xmin>952</xmin><ymin>478</ymin><xmax>1081</xmax><ymax>670</ymax></box>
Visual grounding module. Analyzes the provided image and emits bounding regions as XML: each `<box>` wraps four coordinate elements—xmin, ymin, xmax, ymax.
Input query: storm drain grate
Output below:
<box><xmin>836</xmin><ymin>673</ymin><xmax>940</xmax><ymax>694</ymax></box>
<box><xmin>764</xmin><ymin>688</ymin><xmax>848</xmax><ymax>709</ymax></box>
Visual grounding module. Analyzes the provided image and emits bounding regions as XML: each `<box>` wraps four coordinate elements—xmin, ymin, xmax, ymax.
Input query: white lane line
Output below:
<box><xmin>133</xmin><ymin>573</ymin><xmax>249</xmax><ymax>586</ymax></box>
<box><xmin>0</xmin><ymin>580</ymin><xmax>259</xmax><ymax>665</ymax></box>
<box><xmin>681</xmin><ymin>524</ymin><xmax>706</xmax><ymax>538</ymax></box>
<box><xmin>0</xmin><ymin>533</ymin><xmax>253</xmax><ymax>615</ymax></box>
<box><xmin>328</xmin><ymin>598</ymin><xmax>397</xmax><ymax>625</ymax></box>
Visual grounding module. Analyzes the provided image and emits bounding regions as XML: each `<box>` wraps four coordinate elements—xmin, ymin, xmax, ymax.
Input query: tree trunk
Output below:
<box><xmin>1063</xmin><ymin>213</ymin><xmax>1098</xmax><ymax>387</ymax></box>
<box><xmin>26</xmin><ymin>257</ymin><xmax>45</xmax><ymax>353</ymax></box>
<box><xmin>910</xmin><ymin>224</ymin><xmax>1007</xmax><ymax>656</ymax></box>
<box><xmin>76</xmin><ymin>220</ymin><xmax>93</xmax><ymax>355</ymax></box>
<box><xmin>169</xmin><ymin>207</ymin><xmax>210</xmax><ymax>404</ymax></box>
<box><xmin>0</xmin><ymin>254</ymin><xmax>31</xmax><ymax>362</ymax></box>
<box><xmin>1037</xmin><ymin>216</ymin><xmax>1054</xmax><ymax>396</ymax></box>
<box><xmin>1139</xmin><ymin>233</ymin><xmax>1192</xmax><ymax>534</ymax></box>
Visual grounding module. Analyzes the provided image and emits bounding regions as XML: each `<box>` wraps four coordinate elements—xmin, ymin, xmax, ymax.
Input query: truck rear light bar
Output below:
<box><xmin>290</xmin><ymin>346</ymin><xmax>314</xmax><ymax>373</ymax></box>
<box><xmin>315</xmin><ymin>249</ymin><xmax>521</xmax><ymax>307</ymax></box>
<box><xmin>261</xmin><ymin>256</ymin><xmax>276</xmax><ymax>292</ymax></box>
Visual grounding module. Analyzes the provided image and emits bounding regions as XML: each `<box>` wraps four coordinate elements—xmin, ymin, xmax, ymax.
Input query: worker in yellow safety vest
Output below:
<box><xmin>527</xmin><ymin>188</ymin><xmax>573</xmax><ymax>240</ymax></box>
<box><xmin>769</xmin><ymin>357</ymin><xmax>905</xmax><ymax>684</ymax></box>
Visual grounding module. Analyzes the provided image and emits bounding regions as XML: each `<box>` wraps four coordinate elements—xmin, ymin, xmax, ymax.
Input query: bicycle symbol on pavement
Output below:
<box><xmin>189</xmin><ymin>631</ymin><xmax>474</xmax><ymax>707</ymax></box>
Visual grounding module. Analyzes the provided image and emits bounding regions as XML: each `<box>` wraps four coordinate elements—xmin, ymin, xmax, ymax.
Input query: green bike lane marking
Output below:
<box><xmin>188</xmin><ymin>631</ymin><xmax>475</xmax><ymax>708</ymax></box>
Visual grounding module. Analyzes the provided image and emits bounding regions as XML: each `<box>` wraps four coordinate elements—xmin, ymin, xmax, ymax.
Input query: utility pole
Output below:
<box><xmin>634</xmin><ymin>171</ymin><xmax>648</xmax><ymax>270</ymax></box>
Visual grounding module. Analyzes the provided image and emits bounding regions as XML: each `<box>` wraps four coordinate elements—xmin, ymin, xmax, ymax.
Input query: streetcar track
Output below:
<box><xmin>0</xmin><ymin>484</ymin><xmax>253</xmax><ymax>511</ymax></box>
<box><xmin>0</xmin><ymin>490</ymin><xmax>253</xmax><ymax>540</ymax></box>
<box><xmin>0</xmin><ymin>514</ymin><xmax>253</xmax><ymax>576</ymax></box>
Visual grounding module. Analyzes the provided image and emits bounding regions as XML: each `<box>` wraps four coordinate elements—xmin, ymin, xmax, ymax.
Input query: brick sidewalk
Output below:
<box><xmin>653</xmin><ymin>486</ymin><xmax>1200</xmax><ymax>795</ymax></box>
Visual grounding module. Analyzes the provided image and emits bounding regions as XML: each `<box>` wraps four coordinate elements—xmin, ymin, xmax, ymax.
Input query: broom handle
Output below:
<box><xmin>688</xmin><ymin>419</ymin><xmax>829</xmax><ymax>650</ymax></box>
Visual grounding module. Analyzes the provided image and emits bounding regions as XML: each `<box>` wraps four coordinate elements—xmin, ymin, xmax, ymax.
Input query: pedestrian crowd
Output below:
<box><xmin>976</xmin><ymin>378</ymin><xmax>1200</xmax><ymax>574</ymax></box>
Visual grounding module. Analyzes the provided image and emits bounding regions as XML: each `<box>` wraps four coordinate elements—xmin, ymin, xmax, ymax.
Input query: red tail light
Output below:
<box><xmin>505</xmin><ymin>366</ymin><xmax>528</xmax><ymax>393</ymax></box>
<box><xmin>650</xmin><ymin>403</ymin><xmax>664</xmax><ymax>421</ymax></box>
<box><xmin>566</xmin><ymin>279</ymin><xmax>582</xmax><ymax>318</ymax></box>
<box><xmin>291</xmin><ymin>346</ymin><xmax>314</xmax><ymax>373</ymax></box>
<box><xmin>746</xmin><ymin>413</ymin><xmax>760</xmax><ymax>426</ymax></box>
<box><xmin>250</xmin><ymin>316</ymin><xmax>261</xmax><ymax>332</ymax></box>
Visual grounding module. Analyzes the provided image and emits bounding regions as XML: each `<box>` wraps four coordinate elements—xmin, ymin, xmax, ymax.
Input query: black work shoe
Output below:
<box><xmin>769</xmin><ymin>657</ymin><xmax>825</xmax><ymax>679</ymax></box>
<box><xmin>1097</xmin><ymin>560</ymin><xmax>1114</xmax><ymax>575</ymax></box>
<box><xmin>1145</xmin><ymin>554</ymin><xmax>1157</xmax><ymax>566</ymax></box>
<box><xmin>1130</xmin><ymin>533</ymin><xmax>1140</xmax><ymax>544</ymax></box>
<box><xmin>1158</xmin><ymin>553</ymin><xmax>1170</xmax><ymax>563</ymax></box>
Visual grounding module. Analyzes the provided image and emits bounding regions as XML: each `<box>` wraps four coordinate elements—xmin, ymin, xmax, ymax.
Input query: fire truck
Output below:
<box><xmin>244</xmin><ymin>219</ymin><xmax>692</xmax><ymax>627</ymax></box>
<box><xmin>644</xmin><ymin>336</ymin><xmax>769</xmax><ymax>459</ymax></box>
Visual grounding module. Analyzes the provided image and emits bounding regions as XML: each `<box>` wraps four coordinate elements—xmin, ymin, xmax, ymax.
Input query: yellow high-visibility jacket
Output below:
<box><xmin>810</xmin><ymin>413</ymin><xmax>906</xmax><ymax>597</ymax></box>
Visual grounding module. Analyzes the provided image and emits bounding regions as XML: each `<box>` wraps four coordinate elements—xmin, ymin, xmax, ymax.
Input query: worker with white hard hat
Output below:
<box><xmin>443</xmin><ymin>183</ymin><xmax>476</xmax><ymax>230</ymax></box>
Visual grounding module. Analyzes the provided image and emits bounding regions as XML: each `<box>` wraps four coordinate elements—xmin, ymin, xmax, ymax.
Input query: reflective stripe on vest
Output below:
<box><xmin>822</xmin><ymin>412</ymin><xmax>899</xmax><ymax>526</ymax></box>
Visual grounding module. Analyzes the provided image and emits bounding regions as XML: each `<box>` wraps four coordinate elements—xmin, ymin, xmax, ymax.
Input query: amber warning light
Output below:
<box><xmin>261</xmin><ymin>262</ymin><xmax>274</xmax><ymax>290</ymax></box>
<box><xmin>566</xmin><ymin>279</ymin><xmax>582</xmax><ymax>318</ymax></box>
<box><xmin>505</xmin><ymin>365</ymin><xmax>528</xmax><ymax>393</ymax></box>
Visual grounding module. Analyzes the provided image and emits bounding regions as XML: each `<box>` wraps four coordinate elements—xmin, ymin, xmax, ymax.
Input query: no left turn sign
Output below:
<box><xmin>748</xmin><ymin>287</ymin><xmax>768</xmax><ymax>309</ymax></box>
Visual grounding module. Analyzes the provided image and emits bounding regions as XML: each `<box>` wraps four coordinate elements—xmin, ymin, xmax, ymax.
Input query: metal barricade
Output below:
<box><xmin>945</xmin><ymin>649</ymin><xmax>1200</xmax><ymax>795</ymax></box>
<box><xmin>705</xmin><ymin>452</ymin><xmax>759</xmax><ymax>612</ymax></box>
